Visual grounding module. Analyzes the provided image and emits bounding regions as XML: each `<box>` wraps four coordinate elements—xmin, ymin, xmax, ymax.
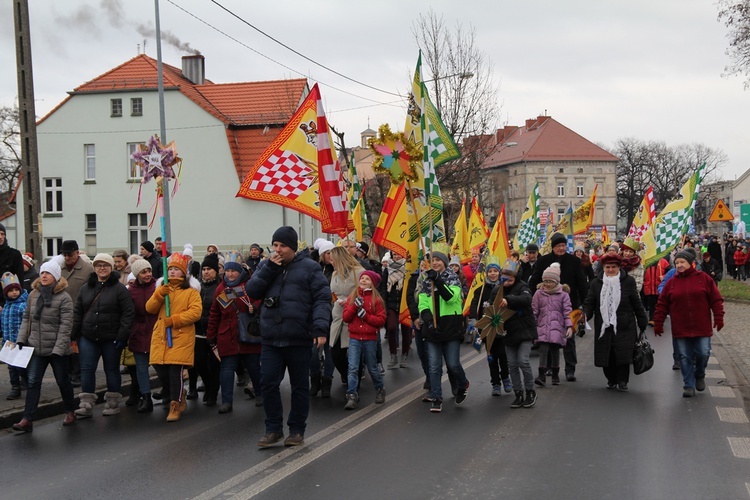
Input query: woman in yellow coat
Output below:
<box><xmin>147</xmin><ymin>252</ymin><xmax>202</xmax><ymax>422</ymax></box>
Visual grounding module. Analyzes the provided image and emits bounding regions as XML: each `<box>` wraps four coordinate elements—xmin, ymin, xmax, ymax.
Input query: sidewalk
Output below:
<box><xmin>0</xmin><ymin>361</ymin><xmax>160</xmax><ymax>429</ymax></box>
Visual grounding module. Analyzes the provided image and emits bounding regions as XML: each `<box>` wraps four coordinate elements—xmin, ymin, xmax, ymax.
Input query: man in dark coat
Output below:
<box><xmin>528</xmin><ymin>233</ymin><xmax>588</xmax><ymax>381</ymax></box>
<box><xmin>247</xmin><ymin>226</ymin><xmax>331</xmax><ymax>448</ymax></box>
<box><xmin>140</xmin><ymin>240</ymin><xmax>163</xmax><ymax>279</ymax></box>
<box><xmin>518</xmin><ymin>243</ymin><xmax>540</xmax><ymax>284</ymax></box>
<box><xmin>706</xmin><ymin>235</ymin><xmax>723</xmax><ymax>274</ymax></box>
<box><xmin>245</xmin><ymin>244</ymin><xmax>264</xmax><ymax>274</ymax></box>
<box><xmin>0</xmin><ymin>223</ymin><xmax>24</xmax><ymax>306</ymax></box>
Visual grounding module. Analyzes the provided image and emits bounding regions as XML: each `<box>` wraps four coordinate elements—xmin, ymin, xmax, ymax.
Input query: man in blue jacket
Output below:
<box><xmin>247</xmin><ymin>226</ymin><xmax>331</xmax><ymax>448</ymax></box>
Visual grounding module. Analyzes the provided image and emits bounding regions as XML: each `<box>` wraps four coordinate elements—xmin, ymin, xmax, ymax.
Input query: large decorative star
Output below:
<box><xmin>368</xmin><ymin>124</ymin><xmax>421</xmax><ymax>185</ymax></box>
<box><xmin>474</xmin><ymin>283</ymin><xmax>516</xmax><ymax>353</ymax></box>
<box><xmin>131</xmin><ymin>135</ymin><xmax>180</xmax><ymax>183</ymax></box>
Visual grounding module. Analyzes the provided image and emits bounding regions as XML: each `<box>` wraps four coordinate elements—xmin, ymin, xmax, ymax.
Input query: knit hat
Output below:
<box><xmin>183</xmin><ymin>243</ymin><xmax>194</xmax><ymax>258</ymax></box>
<box><xmin>272</xmin><ymin>226</ymin><xmax>298</xmax><ymax>252</ymax></box>
<box><xmin>224</xmin><ymin>251</ymin><xmax>244</xmax><ymax>273</ymax></box>
<box><xmin>361</xmin><ymin>270</ymin><xmax>382</xmax><ymax>288</ymax></box>
<box><xmin>449</xmin><ymin>255</ymin><xmax>461</xmax><ymax>267</ymax></box>
<box><xmin>486</xmin><ymin>262</ymin><xmax>502</xmax><ymax>272</ymax></box>
<box><xmin>140</xmin><ymin>240</ymin><xmax>155</xmax><ymax>253</ymax></box>
<box><xmin>206</xmin><ymin>244</ymin><xmax>220</xmax><ymax>254</ymax></box>
<box><xmin>167</xmin><ymin>252</ymin><xmax>190</xmax><ymax>276</ymax></box>
<box><xmin>702</xmin><ymin>251</ymin><xmax>711</xmax><ymax>258</ymax></box>
<box><xmin>130</xmin><ymin>257</ymin><xmax>152</xmax><ymax>277</ymax></box>
<box><xmin>318</xmin><ymin>240</ymin><xmax>335</xmax><ymax>255</ymax></box>
<box><xmin>550</xmin><ymin>233</ymin><xmax>566</xmax><ymax>249</ymax></box>
<box><xmin>250</xmin><ymin>243</ymin><xmax>263</xmax><ymax>254</ymax></box>
<box><xmin>1</xmin><ymin>272</ymin><xmax>21</xmax><ymax>294</ymax></box>
<box><xmin>40</xmin><ymin>261</ymin><xmax>62</xmax><ymax>282</ymax></box>
<box><xmin>0</xmin><ymin>223</ymin><xmax>5</xmax><ymax>234</ymax></box>
<box><xmin>93</xmin><ymin>253</ymin><xmax>115</xmax><ymax>268</ymax></box>
<box><xmin>674</xmin><ymin>249</ymin><xmax>695</xmax><ymax>264</ymax></box>
<box><xmin>22</xmin><ymin>252</ymin><xmax>34</xmax><ymax>269</ymax></box>
<box><xmin>542</xmin><ymin>262</ymin><xmax>561</xmax><ymax>283</ymax></box>
<box><xmin>574</xmin><ymin>245</ymin><xmax>585</xmax><ymax>253</ymax></box>
<box><xmin>599</xmin><ymin>253</ymin><xmax>622</xmax><ymax>267</ymax></box>
<box><xmin>432</xmin><ymin>251</ymin><xmax>449</xmax><ymax>267</ymax></box>
<box><xmin>201</xmin><ymin>253</ymin><xmax>220</xmax><ymax>273</ymax></box>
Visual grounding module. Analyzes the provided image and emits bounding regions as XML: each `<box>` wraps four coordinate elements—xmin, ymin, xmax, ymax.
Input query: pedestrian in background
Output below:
<box><xmin>1</xmin><ymin>273</ymin><xmax>29</xmax><ymax>400</ymax></box>
<box><xmin>328</xmin><ymin>246</ymin><xmax>365</xmax><ymax>386</ymax></box>
<box><xmin>382</xmin><ymin>251</ymin><xmax>410</xmax><ymax>369</ymax></box>
<box><xmin>653</xmin><ymin>250</ymin><xmax>724</xmax><ymax>398</ymax></box>
<box><xmin>193</xmin><ymin>253</ymin><xmax>221</xmax><ymax>406</ymax></box>
<box><xmin>11</xmin><ymin>261</ymin><xmax>76</xmax><ymax>432</ymax></box>
<box><xmin>532</xmin><ymin>263</ymin><xmax>573</xmax><ymax>389</ymax></box>
<box><xmin>309</xmin><ymin>238</ymin><xmax>335</xmax><ymax>398</ymax></box>
<box><xmin>583</xmin><ymin>253</ymin><xmax>648</xmax><ymax>392</ymax></box>
<box><xmin>21</xmin><ymin>253</ymin><xmax>38</xmax><ymax>293</ymax></box>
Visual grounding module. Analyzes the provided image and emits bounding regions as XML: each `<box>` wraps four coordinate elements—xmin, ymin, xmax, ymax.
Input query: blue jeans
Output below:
<box><xmin>79</xmin><ymin>336</ymin><xmax>122</xmax><ymax>393</ymax></box>
<box><xmin>675</xmin><ymin>336</ymin><xmax>711</xmax><ymax>388</ymax></box>
<box><xmin>24</xmin><ymin>354</ymin><xmax>75</xmax><ymax>420</ymax></box>
<box><xmin>347</xmin><ymin>338</ymin><xmax>383</xmax><ymax>394</ymax></box>
<box><xmin>427</xmin><ymin>340</ymin><xmax>467</xmax><ymax>401</ymax></box>
<box><xmin>310</xmin><ymin>343</ymin><xmax>334</xmax><ymax>378</ymax></box>
<box><xmin>506</xmin><ymin>340</ymin><xmax>534</xmax><ymax>391</ymax></box>
<box><xmin>133</xmin><ymin>352</ymin><xmax>151</xmax><ymax>394</ymax></box>
<box><xmin>260</xmin><ymin>345</ymin><xmax>310</xmax><ymax>435</ymax></box>
<box><xmin>221</xmin><ymin>353</ymin><xmax>261</xmax><ymax>405</ymax></box>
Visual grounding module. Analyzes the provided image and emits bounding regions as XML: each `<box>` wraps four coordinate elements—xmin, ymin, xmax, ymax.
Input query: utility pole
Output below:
<box><xmin>14</xmin><ymin>0</ymin><xmax>43</xmax><ymax>261</ymax></box>
<box><xmin>154</xmin><ymin>0</ymin><xmax>172</xmax><ymax>252</ymax></box>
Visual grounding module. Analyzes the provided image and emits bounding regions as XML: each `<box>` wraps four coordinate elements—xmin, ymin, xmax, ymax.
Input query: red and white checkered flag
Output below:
<box><xmin>248</xmin><ymin>150</ymin><xmax>312</xmax><ymax>199</ymax></box>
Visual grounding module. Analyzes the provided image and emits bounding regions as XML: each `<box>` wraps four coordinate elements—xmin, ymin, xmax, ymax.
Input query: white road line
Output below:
<box><xmin>709</xmin><ymin>386</ymin><xmax>736</xmax><ymax>398</ymax></box>
<box><xmin>728</xmin><ymin>437</ymin><xmax>750</xmax><ymax>459</ymax></box>
<box><xmin>704</xmin><ymin>369</ymin><xmax>725</xmax><ymax>379</ymax></box>
<box><xmin>708</xmin><ymin>356</ymin><xmax>719</xmax><ymax>365</ymax></box>
<box><xmin>746</xmin><ymin>482</ymin><xmax>750</xmax><ymax>497</ymax></box>
<box><xmin>716</xmin><ymin>407</ymin><xmax>749</xmax><ymax>424</ymax></box>
<box><xmin>195</xmin><ymin>350</ymin><xmax>485</xmax><ymax>500</ymax></box>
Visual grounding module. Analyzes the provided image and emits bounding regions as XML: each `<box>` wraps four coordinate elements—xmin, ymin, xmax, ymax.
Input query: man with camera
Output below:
<box><xmin>246</xmin><ymin>226</ymin><xmax>332</xmax><ymax>448</ymax></box>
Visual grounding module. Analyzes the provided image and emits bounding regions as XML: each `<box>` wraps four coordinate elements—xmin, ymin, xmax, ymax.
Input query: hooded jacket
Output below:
<box><xmin>17</xmin><ymin>278</ymin><xmax>73</xmax><ymax>357</ymax></box>
<box><xmin>147</xmin><ymin>277</ymin><xmax>202</xmax><ymax>366</ymax></box>
<box><xmin>1</xmin><ymin>289</ymin><xmax>29</xmax><ymax>343</ymax></box>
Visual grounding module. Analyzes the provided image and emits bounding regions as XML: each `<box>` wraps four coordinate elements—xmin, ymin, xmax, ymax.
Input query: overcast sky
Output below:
<box><xmin>1</xmin><ymin>0</ymin><xmax>748</xmax><ymax>180</ymax></box>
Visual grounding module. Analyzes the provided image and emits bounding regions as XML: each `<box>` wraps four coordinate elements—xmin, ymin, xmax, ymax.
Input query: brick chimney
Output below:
<box><xmin>181</xmin><ymin>55</ymin><xmax>205</xmax><ymax>85</ymax></box>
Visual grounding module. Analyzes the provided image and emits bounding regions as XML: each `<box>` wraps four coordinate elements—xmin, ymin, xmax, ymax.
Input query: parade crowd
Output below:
<box><xmin>0</xmin><ymin>223</ymin><xmax>729</xmax><ymax>447</ymax></box>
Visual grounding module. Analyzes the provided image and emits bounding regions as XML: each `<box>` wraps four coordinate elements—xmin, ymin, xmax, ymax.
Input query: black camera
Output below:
<box><xmin>264</xmin><ymin>296</ymin><xmax>280</xmax><ymax>308</ymax></box>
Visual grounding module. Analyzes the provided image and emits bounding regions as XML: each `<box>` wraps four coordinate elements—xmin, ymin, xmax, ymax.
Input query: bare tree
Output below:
<box><xmin>0</xmin><ymin>105</ymin><xmax>22</xmax><ymax>196</ymax></box>
<box><xmin>718</xmin><ymin>0</ymin><xmax>750</xmax><ymax>89</ymax></box>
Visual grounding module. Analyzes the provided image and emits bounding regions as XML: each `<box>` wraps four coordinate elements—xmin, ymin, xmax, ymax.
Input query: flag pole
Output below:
<box><xmin>406</xmin><ymin>179</ymin><xmax>436</xmax><ymax>327</ymax></box>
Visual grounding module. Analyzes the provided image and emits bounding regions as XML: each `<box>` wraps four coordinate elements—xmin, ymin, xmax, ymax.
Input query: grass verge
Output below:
<box><xmin>718</xmin><ymin>279</ymin><xmax>750</xmax><ymax>302</ymax></box>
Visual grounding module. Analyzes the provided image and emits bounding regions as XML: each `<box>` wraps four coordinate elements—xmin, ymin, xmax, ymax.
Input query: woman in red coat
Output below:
<box><xmin>733</xmin><ymin>246</ymin><xmax>748</xmax><ymax>280</ymax></box>
<box><xmin>207</xmin><ymin>258</ymin><xmax>262</xmax><ymax>414</ymax></box>
<box><xmin>653</xmin><ymin>250</ymin><xmax>724</xmax><ymax>398</ymax></box>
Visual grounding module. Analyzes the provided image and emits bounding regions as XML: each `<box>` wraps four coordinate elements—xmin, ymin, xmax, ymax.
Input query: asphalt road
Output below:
<box><xmin>2</xmin><ymin>323</ymin><xmax>749</xmax><ymax>500</ymax></box>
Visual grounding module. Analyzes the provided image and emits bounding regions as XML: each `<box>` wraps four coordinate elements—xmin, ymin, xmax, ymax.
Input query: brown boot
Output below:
<box><xmin>166</xmin><ymin>401</ymin><xmax>182</xmax><ymax>422</ymax></box>
<box><xmin>63</xmin><ymin>412</ymin><xmax>76</xmax><ymax>426</ymax></box>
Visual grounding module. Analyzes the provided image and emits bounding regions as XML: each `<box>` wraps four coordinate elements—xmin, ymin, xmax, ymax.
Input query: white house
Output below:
<box><xmin>15</xmin><ymin>54</ymin><xmax>323</xmax><ymax>259</ymax></box>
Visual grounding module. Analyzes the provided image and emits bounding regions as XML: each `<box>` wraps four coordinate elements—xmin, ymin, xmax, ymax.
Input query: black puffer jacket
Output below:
<box><xmin>246</xmin><ymin>253</ymin><xmax>332</xmax><ymax>347</ymax></box>
<box><xmin>488</xmin><ymin>279</ymin><xmax>537</xmax><ymax>347</ymax></box>
<box><xmin>196</xmin><ymin>278</ymin><xmax>219</xmax><ymax>337</ymax></box>
<box><xmin>72</xmin><ymin>272</ymin><xmax>135</xmax><ymax>343</ymax></box>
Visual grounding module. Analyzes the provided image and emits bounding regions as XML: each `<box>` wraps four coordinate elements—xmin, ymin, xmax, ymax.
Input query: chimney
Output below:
<box><xmin>525</xmin><ymin>118</ymin><xmax>536</xmax><ymax>129</ymax></box>
<box><xmin>181</xmin><ymin>55</ymin><xmax>205</xmax><ymax>85</ymax></box>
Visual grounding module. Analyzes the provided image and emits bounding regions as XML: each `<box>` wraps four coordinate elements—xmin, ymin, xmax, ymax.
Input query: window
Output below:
<box><xmin>558</xmin><ymin>168</ymin><xmax>564</xmax><ymax>174</ymax></box>
<box><xmin>44</xmin><ymin>237</ymin><xmax>63</xmax><ymax>259</ymax></box>
<box><xmin>557</xmin><ymin>208</ymin><xmax>566</xmax><ymax>220</ymax></box>
<box><xmin>577</xmin><ymin>182</ymin><xmax>585</xmax><ymax>197</ymax></box>
<box><xmin>84</xmin><ymin>144</ymin><xmax>96</xmax><ymax>181</ymax></box>
<box><xmin>557</xmin><ymin>182</ymin><xmax>565</xmax><ymax>197</ymax></box>
<box><xmin>127</xmin><ymin>142</ymin><xmax>146</xmax><ymax>180</ymax></box>
<box><xmin>111</xmin><ymin>98</ymin><xmax>122</xmax><ymax>117</ymax></box>
<box><xmin>131</xmin><ymin>97</ymin><xmax>143</xmax><ymax>116</ymax></box>
<box><xmin>85</xmin><ymin>235</ymin><xmax>97</xmax><ymax>256</ymax></box>
<box><xmin>129</xmin><ymin>213</ymin><xmax>148</xmax><ymax>255</ymax></box>
<box><xmin>85</xmin><ymin>214</ymin><xmax>97</xmax><ymax>231</ymax></box>
<box><xmin>577</xmin><ymin>168</ymin><xmax>584</xmax><ymax>173</ymax></box>
<box><xmin>44</xmin><ymin>178</ymin><xmax>63</xmax><ymax>213</ymax></box>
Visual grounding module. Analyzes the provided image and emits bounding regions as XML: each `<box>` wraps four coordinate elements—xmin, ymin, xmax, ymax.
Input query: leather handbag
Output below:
<box><xmin>633</xmin><ymin>331</ymin><xmax>655</xmax><ymax>375</ymax></box>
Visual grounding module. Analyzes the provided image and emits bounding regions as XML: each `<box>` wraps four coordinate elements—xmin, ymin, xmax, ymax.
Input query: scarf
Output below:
<box><xmin>621</xmin><ymin>254</ymin><xmax>641</xmax><ymax>272</ymax></box>
<box><xmin>599</xmin><ymin>274</ymin><xmax>621</xmax><ymax>337</ymax></box>
<box><xmin>387</xmin><ymin>258</ymin><xmax>406</xmax><ymax>292</ymax></box>
<box><xmin>224</xmin><ymin>269</ymin><xmax>248</xmax><ymax>288</ymax></box>
<box><xmin>420</xmin><ymin>267</ymin><xmax>461</xmax><ymax>295</ymax></box>
<box><xmin>34</xmin><ymin>283</ymin><xmax>55</xmax><ymax>320</ymax></box>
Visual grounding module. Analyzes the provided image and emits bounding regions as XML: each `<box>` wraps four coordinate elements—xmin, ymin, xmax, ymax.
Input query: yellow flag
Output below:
<box><xmin>556</xmin><ymin>185</ymin><xmax>597</xmax><ymax>235</ymax></box>
<box><xmin>468</xmin><ymin>197</ymin><xmax>490</xmax><ymax>250</ymax></box>
<box><xmin>487</xmin><ymin>204</ymin><xmax>510</xmax><ymax>263</ymax></box>
<box><xmin>451</xmin><ymin>199</ymin><xmax>471</xmax><ymax>265</ymax></box>
<box><xmin>463</xmin><ymin>270</ymin><xmax>485</xmax><ymax>316</ymax></box>
<box><xmin>352</xmin><ymin>197</ymin><xmax>365</xmax><ymax>241</ymax></box>
<box><xmin>601</xmin><ymin>226</ymin><xmax>610</xmax><ymax>246</ymax></box>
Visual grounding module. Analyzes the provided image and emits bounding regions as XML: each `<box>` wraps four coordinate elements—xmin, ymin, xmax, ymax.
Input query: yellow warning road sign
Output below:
<box><xmin>708</xmin><ymin>199</ymin><xmax>734</xmax><ymax>222</ymax></box>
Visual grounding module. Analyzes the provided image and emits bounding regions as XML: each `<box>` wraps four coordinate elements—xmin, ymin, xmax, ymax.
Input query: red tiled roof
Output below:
<box><xmin>482</xmin><ymin>116</ymin><xmax>619</xmax><ymax>168</ymax></box>
<box><xmin>38</xmin><ymin>54</ymin><xmax>308</xmax><ymax>180</ymax></box>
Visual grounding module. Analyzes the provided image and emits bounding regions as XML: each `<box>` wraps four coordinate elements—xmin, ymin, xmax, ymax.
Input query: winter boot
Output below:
<box><xmin>387</xmin><ymin>354</ymin><xmax>399</xmax><ymax>369</ymax></box>
<box><xmin>6</xmin><ymin>386</ymin><xmax>21</xmax><ymax>400</ymax></box>
<box><xmin>125</xmin><ymin>366</ymin><xmax>140</xmax><ymax>406</ymax></box>
<box><xmin>534</xmin><ymin>368</ymin><xmax>547</xmax><ymax>387</ymax></box>
<box><xmin>400</xmin><ymin>353</ymin><xmax>409</xmax><ymax>368</ymax></box>
<box><xmin>320</xmin><ymin>376</ymin><xmax>333</xmax><ymax>398</ymax></box>
<box><xmin>551</xmin><ymin>368</ymin><xmax>561</xmax><ymax>386</ymax></box>
<box><xmin>344</xmin><ymin>392</ymin><xmax>358</xmax><ymax>410</ymax></box>
<box><xmin>166</xmin><ymin>401</ymin><xmax>182</xmax><ymax>422</ymax></box>
<box><xmin>510</xmin><ymin>390</ymin><xmax>525</xmax><ymax>408</ymax></box>
<box><xmin>523</xmin><ymin>389</ymin><xmax>537</xmax><ymax>408</ymax></box>
<box><xmin>137</xmin><ymin>393</ymin><xmax>153</xmax><ymax>413</ymax></box>
<box><xmin>75</xmin><ymin>392</ymin><xmax>97</xmax><ymax>418</ymax></box>
<box><xmin>310</xmin><ymin>374</ymin><xmax>322</xmax><ymax>398</ymax></box>
<box><xmin>102</xmin><ymin>392</ymin><xmax>122</xmax><ymax>416</ymax></box>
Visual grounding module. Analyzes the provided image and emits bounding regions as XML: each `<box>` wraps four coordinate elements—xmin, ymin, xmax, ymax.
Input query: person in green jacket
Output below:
<box><xmin>418</xmin><ymin>251</ymin><xmax>469</xmax><ymax>413</ymax></box>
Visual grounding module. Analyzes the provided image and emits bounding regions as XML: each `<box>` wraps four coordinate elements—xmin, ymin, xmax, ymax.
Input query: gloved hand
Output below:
<box><xmin>114</xmin><ymin>340</ymin><xmax>127</xmax><ymax>350</ymax></box>
<box><xmin>16</xmin><ymin>342</ymin><xmax>24</xmax><ymax>350</ymax></box>
<box><xmin>420</xmin><ymin>310</ymin><xmax>434</xmax><ymax>326</ymax></box>
<box><xmin>654</xmin><ymin>324</ymin><xmax>664</xmax><ymax>336</ymax></box>
<box><xmin>207</xmin><ymin>337</ymin><xmax>217</xmax><ymax>347</ymax></box>
<box><xmin>357</xmin><ymin>308</ymin><xmax>366</xmax><ymax>318</ymax></box>
<box><xmin>425</xmin><ymin>269</ymin><xmax>438</xmax><ymax>281</ymax></box>
<box><xmin>156</xmin><ymin>285</ymin><xmax>171</xmax><ymax>298</ymax></box>
<box><xmin>714</xmin><ymin>319</ymin><xmax>724</xmax><ymax>331</ymax></box>
<box><xmin>423</xmin><ymin>323</ymin><xmax>438</xmax><ymax>338</ymax></box>
<box><xmin>164</xmin><ymin>317</ymin><xmax>174</xmax><ymax>328</ymax></box>
<box><xmin>354</xmin><ymin>296</ymin><xmax>364</xmax><ymax>308</ymax></box>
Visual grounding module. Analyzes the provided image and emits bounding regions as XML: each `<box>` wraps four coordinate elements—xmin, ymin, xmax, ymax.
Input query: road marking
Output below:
<box><xmin>195</xmin><ymin>350</ymin><xmax>485</xmax><ymax>499</ymax></box>
<box><xmin>716</xmin><ymin>407</ymin><xmax>749</xmax><ymax>424</ymax></box>
<box><xmin>728</xmin><ymin>437</ymin><xmax>750</xmax><ymax>459</ymax></box>
<box><xmin>704</xmin><ymin>369</ymin><xmax>725</xmax><ymax>379</ymax></box>
<box><xmin>708</xmin><ymin>356</ymin><xmax>718</xmax><ymax>365</ymax></box>
<box><xmin>709</xmin><ymin>386</ymin><xmax>736</xmax><ymax>398</ymax></box>
<box><xmin>746</xmin><ymin>482</ymin><xmax>750</xmax><ymax>497</ymax></box>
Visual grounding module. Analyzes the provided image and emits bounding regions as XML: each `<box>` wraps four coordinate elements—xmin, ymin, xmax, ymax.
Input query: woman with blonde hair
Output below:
<box><xmin>329</xmin><ymin>245</ymin><xmax>365</xmax><ymax>387</ymax></box>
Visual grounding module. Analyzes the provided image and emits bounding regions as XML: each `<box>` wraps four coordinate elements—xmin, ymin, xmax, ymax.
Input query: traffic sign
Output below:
<box><xmin>708</xmin><ymin>199</ymin><xmax>734</xmax><ymax>222</ymax></box>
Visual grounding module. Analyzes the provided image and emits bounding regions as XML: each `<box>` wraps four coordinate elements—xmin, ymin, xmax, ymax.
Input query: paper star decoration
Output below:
<box><xmin>474</xmin><ymin>283</ymin><xmax>516</xmax><ymax>353</ymax></box>
<box><xmin>131</xmin><ymin>135</ymin><xmax>181</xmax><ymax>183</ymax></box>
<box><xmin>368</xmin><ymin>124</ymin><xmax>421</xmax><ymax>185</ymax></box>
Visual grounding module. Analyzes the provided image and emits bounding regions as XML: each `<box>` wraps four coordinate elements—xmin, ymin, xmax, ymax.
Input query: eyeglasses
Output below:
<box><xmin>542</xmin><ymin>280</ymin><xmax>557</xmax><ymax>284</ymax></box>
<box><xmin>94</xmin><ymin>263</ymin><xmax>111</xmax><ymax>269</ymax></box>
